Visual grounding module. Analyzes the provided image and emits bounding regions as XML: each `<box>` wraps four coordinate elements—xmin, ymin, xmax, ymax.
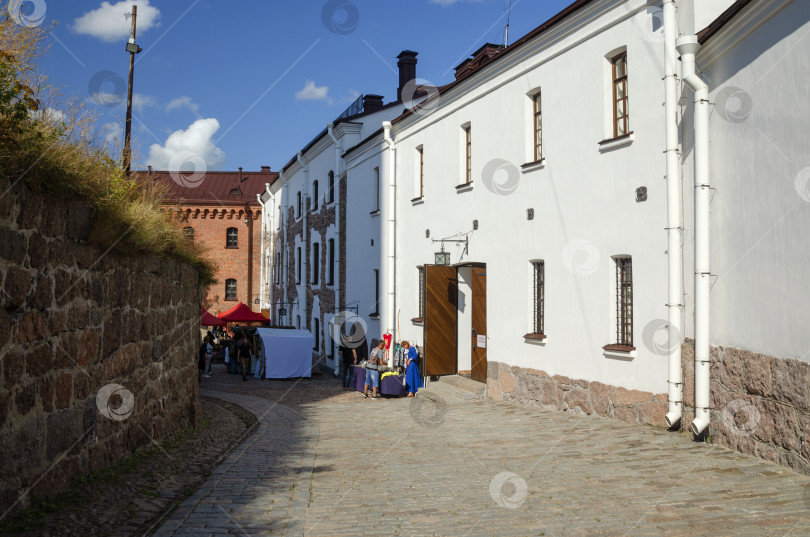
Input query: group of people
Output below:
<box><xmin>338</xmin><ymin>336</ymin><xmax>423</xmax><ymax>398</ymax></box>
<box><xmin>198</xmin><ymin>327</ymin><xmax>258</xmax><ymax>382</ymax></box>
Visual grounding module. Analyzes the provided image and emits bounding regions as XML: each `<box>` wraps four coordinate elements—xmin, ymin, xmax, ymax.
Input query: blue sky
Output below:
<box><xmin>29</xmin><ymin>0</ymin><xmax>574</xmax><ymax>172</ymax></box>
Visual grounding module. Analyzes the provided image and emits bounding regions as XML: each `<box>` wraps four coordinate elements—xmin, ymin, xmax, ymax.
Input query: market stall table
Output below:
<box><xmin>351</xmin><ymin>366</ymin><xmax>405</xmax><ymax>397</ymax></box>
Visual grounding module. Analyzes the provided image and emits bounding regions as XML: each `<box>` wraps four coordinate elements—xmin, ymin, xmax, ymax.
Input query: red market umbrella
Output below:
<box><xmin>201</xmin><ymin>308</ymin><xmax>227</xmax><ymax>327</ymax></box>
<box><xmin>217</xmin><ymin>302</ymin><xmax>270</xmax><ymax>323</ymax></box>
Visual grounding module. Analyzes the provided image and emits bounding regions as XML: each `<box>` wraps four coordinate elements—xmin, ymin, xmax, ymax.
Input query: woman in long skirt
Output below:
<box><xmin>402</xmin><ymin>341</ymin><xmax>423</xmax><ymax>397</ymax></box>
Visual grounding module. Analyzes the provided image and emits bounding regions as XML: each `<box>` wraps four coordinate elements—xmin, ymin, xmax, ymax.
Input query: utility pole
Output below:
<box><xmin>123</xmin><ymin>5</ymin><xmax>142</xmax><ymax>175</ymax></box>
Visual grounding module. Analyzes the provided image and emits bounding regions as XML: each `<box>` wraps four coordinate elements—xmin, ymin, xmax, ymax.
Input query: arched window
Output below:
<box><xmin>328</xmin><ymin>171</ymin><xmax>335</xmax><ymax>203</ymax></box>
<box><xmin>312</xmin><ymin>180</ymin><xmax>319</xmax><ymax>210</ymax></box>
<box><xmin>226</xmin><ymin>227</ymin><xmax>238</xmax><ymax>248</ymax></box>
<box><xmin>183</xmin><ymin>226</ymin><xmax>195</xmax><ymax>241</ymax></box>
<box><xmin>225</xmin><ymin>279</ymin><xmax>237</xmax><ymax>300</ymax></box>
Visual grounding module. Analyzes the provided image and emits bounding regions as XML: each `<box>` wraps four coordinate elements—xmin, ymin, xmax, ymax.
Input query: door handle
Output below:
<box><xmin>472</xmin><ymin>328</ymin><xmax>477</xmax><ymax>338</ymax></box>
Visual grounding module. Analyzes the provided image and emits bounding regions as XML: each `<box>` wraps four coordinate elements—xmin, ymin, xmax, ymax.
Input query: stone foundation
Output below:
<box><xmin>487</xmin><ymin>340</ymin><xmax>810</xmax><ymax>476</ymax></box>
<box><xmin>0</xmin><ymin>182</ymin><xmax>203</xmax><ymax>515</ymax></box>
<box><xmin>486</xmin><ymin>362</ymin><xmax>668</xmax><ymax>427</ymax></box>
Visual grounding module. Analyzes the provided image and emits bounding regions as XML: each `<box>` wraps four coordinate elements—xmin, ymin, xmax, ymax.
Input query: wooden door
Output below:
<box><xmin>424</xmin><ymin>265</ymin><xmax>457</xmax><ymax>376</ymax></box>
<box><xmin>470</xmin><ymin>268</ymin><xmax>487</xmax><ymax>383</ymax></box>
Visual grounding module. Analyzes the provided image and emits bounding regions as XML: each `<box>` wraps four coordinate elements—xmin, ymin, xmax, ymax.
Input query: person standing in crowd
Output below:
<box><xmin>204</xmin><ymin>336</ymin><xmax>214</xmax><ymax>377</ymax></box>
<box><xmin>198</xmin><ymin>337</ymin><xmax>208</xmax><ymax>382</ymax></box>
<box><xmin>364</xmin><ymin>340</ymin><xmax>385</xmax><ymax>399</ymax></box>
<box><xmin>237</xmin><ymin>334</ymin><xmax>252</xmax><ymax>381</ymax></box>
<box><xmin>253</xmin><ymin>335</ymin><xmax>265</xmax><ymax>379</ymax></box>
<box><xmin>339</xmin><ymin>329</ymin><xmax>358</xmax><ymax>390</ymax></box>
<box><xmin>402</xmin><ymin>341</ymin><xmax>423</xmax><ymax>397</ymax></box>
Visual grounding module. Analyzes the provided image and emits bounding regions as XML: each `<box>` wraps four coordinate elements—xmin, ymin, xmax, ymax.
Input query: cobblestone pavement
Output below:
<box><xmin>155</xmin><ymin>365</ymin><xmax>810</xmax><ymax>536</ymax></box>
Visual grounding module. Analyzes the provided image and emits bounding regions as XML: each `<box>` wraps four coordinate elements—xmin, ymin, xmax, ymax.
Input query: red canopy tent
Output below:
<box><xmin>201</xmin><ymin>308</ymin><xmax>226</xmax><ymax>327</ymax></box>
<box><xmin>218</xmin><ymin>302</ymin><xmax>270</xmax><ymax>324</ymax></box>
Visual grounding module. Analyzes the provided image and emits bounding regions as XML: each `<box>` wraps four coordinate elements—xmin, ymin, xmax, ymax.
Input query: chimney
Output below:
<box><xmin>261</xmin><ymin>166</ymin><xmax>271</xmax><ymax>173</ymax></box>
<box><xmin>362</xmin><ymin>94</ymin><xmax>384</xmax><ymax>113</ymax></box>
<box><xmin>397</xmin><ymin>50</ymin><xmax>418</xmax><ymax>102</ymax></box>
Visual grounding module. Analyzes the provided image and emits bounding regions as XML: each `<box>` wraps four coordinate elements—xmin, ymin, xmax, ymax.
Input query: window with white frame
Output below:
<box><xmin>417</xmin><ymin>146</ymin><xmax>424</xmax><ymax>198</ymax></box>
<box><xmin>611</xmin><ymin>52</ymin><xmax>629</xmax><ymax>138</ymax></box>
<box><xmin>225</xmin><ymin>279</ymin><xmax>237</xmax><ymax>301</ymax></box>
<box><xmin>374</xmin><ymin>167</ymin><xmax>380</xmax><ymax>212</ymax></box>
<box><xmin>531</xmin><ymin>90</ymin><xmax>543</xmax><ymax>161</ymax></box>
<box><xmin>463</xmin><ymin>124</ymin><xmax>472</xmax><ymax>184</ymax></box>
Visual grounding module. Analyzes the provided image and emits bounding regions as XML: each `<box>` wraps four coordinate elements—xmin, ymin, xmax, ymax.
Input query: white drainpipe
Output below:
<box><xmin>382</xmin><ymin>121</ymin><xmax>397</xmax><ymax>368</ymax></box>
<box><xmin>257</xmin><ymin>192</ymin><xmax>266</xmax><ymax>309</ymax></box>
<box><xmin>676</xmin><ymin>34</ymin><xmax>711</xmax><ymax>436</ymax></box>
<box><xmin>327</xmin><ymin>122</ymin><xmax>341</xmax><ymax>376</ymax></box>
<box><xmin>663</xmin><ymin>0</ymin><xmax>684</xmax><ymax>430</ymax></box>
<box><xmin>297</xmin><ymin>151</ymin><xmax>310</xmax><ymax>327</ymax></box>
<box><xmin>279</xmin><ymin>169</ymin><xmax>289</xmax><ymax>324</ymax></box>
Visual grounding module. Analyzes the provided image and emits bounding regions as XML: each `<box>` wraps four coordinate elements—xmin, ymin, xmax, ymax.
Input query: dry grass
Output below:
<box><xmin>0</xmin><ymin>14</ymin><xmax>215</xmax><ymax>284</ymax></box>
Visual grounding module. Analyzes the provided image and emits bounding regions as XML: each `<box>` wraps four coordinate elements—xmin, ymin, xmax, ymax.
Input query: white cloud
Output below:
<box><xmin>295</xmin><ymin>80</ymin><xmax>332</xmax><ymax>105</ymax></box>
<box><xmin>101</xmin><ymin>122</ymin><xmax>122</xmax><ymax>147</ymax></box>
<box><xmin>133</xmin><ymin>93</ymin><xmax>157</xmax><ymax>114</ymax></box>
<box><xmin>31</xmin><ymin>107</ymin><xmax>66</xmax><ymax>123</ymax></box>
<box><xmin>147</xmin><ymin>118</ymin><xmax>226</xmax><ymax>171</ymax></box>
<box><xmin>166</xmin><ymin>96</ymin><xmax>200</xmax><ymax>115</ymax></box>
<box><xmin>73</xmin><ymin>0</ymin><xmax>161</xmax><ymax>43</ymax></box>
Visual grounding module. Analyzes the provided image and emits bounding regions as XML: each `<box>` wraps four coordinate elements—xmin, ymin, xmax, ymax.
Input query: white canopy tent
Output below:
<box><xmin>256</xmin><ymin>328</ymin><xmax>313</xmax><ymax>379</ymax></box>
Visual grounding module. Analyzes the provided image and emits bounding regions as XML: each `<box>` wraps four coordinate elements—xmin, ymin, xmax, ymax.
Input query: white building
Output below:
<box><xmin>259</xmin><ymin>52</ymin><xmax>420</xmax><ymax>373</ymax></box>
<box><xmin>336</xmin><ymin>0</ymin><xmax>810</xmax><ymax>473</ymax></box>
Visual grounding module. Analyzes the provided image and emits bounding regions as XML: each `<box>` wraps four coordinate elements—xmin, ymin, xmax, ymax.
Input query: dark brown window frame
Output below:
<box><xmin>226</xmin><ymin>227</ymin><xmax>238</xmax><ymax>248</ymax></box>
<box><xmin>296</xmin><ymin>246</ymin><xmax>302</xmax><ymax>284</ymax></box>
<box><xmin>418</xmin><ymin>146</ymin><xmax>424</xmax><ymax>198</ymax></box>
<box><xmin>328</xmin><ymin>171</ymin><xmax>335</xmax><ymax>203</ymax></box>
<box><xmin>615</xmin><ymin>256</ymin><xmax>633</xmax><ymax>347</ymax></box>
<box><xmin>533</xmin><ymin>91</ymin><xmax>543</xmax><ymax>162</ymax></box>
<box><xmin>312</xmin><ymin>242</ymin><xmax>320</xmax><ymax>285</ymax></box>
<box><xmin>225</xmin><ymin>278</ymin><xmax>237</xmax><ymax>301</ymax></box>
<box><xmin>611</xmin><ymin>52</ymin><xmax>629</xmax><ymax>139</ymax></box>
<box><xmin>531</xmin><ymin>260</ymin><xmax>545</xmax><ymax>336</ymax></box>
<box><xmin>327</xmin><ymin>238</ymin><xmax>335</xmax><ymax>286</ymax></box>
<box><xmin>464</xmin><ymin>125</ymin><xmax>472</xmax><ymax>184</ymax></box>
<box><xmin>312</xmin><ymin>180</ymin><xmax>319</xmax><ymax>210</ymax></box>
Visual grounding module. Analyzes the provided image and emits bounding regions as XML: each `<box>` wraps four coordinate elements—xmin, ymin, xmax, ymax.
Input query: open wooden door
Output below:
<box><xmin>470</xmin><ymin>267</ymin><xmax>487</xmax><ymax>383</ymax></box>
<box><xmin>424</xmin><ymin>265</ymin><xmax>457</xmax><ymax>376</ymax></box>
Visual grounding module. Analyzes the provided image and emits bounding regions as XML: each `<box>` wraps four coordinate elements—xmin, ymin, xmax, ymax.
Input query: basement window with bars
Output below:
<box><xmin>525</xmin><ymin>261</ymin><xmax>546</xmax><ymax>340</ymax></box>
<box><xmin>607</xmin><ymin>256</ymin><xmax>634</xmax><ymax>351</ymax></box>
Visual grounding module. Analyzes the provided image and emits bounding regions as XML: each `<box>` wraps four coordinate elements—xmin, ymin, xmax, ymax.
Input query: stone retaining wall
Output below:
<box><xmin>487</xmin><ymin>340</ymin><xmax>810</xmax><ymax>476</ymax></box>
<box><xmin>0</xmin><ymin>182</ymin><xmax>203</xmax><ymax>515</ymax></box>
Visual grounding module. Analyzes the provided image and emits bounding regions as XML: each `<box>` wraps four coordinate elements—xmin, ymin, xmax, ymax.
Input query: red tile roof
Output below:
<box><xmin>137</xmin><ymin>169</ymin><xmax>278</xmax><ymax>206</ymax></box>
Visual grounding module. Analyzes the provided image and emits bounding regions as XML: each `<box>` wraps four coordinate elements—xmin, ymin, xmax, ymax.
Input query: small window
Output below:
<box><xmin>615</xmin><ymin>256</ymin><xmax>633</xmax><ymax>346</ymax></box>
<box><xmin>464</xmin><ymin>125</ymin><xmax>472</xmax><ymax>184</ymax></box>
<box><xmin>374</xmin><ymin>167</ymin><xmax>381</xmax><ymax>211</ymax></box>
<box><xmin>373</xmin><ymin>269</ymin><xmax>380</xmax><ymax>315</ymax></box>
<box><xmin>296</xmin><ymin>247</ymin><xmax>302</xmax><ymax>284</ymax></box>
<box><xmin>226</xmin><ymin>227</ymin><xmax>238</xmax><ymax>248</ymax></box>
<box><xmin>328</xmin><ymin>171</ymin><xmax>335</xmax><ymax>203</ymax></box>
<box><xmin>611</xmin><ymin>52</ymin><xmax>629</xmax><ymax>138</ymax></box>
<box><xmin>312</xmin><ymin>180</ymin><xmax>319</xmax><ymax>210</ymax></box>
<box><xmin>532</xmin><ymin>91</ymin><xmax>543</xmax><ymax>161</ymax></box>
<box><xmin>312</xmin><ymin>243</ymin><xmax>320</xmax><ymax>285</ymax></box>
<box><xmin>183</xmin><ymin>226</ymin><xmax>195</xmax><ymax>242</ymax></box>
<box><xmin>296</xmin><ymin>191</ymin><xmax>302</xmax><ymax>218</ymax></box>
<box><xmin>532</xmin><ymin>261</ymin><xmax>545</xmax><ymax>335</ymax></box>
<box><xmin>275</xmin><ymin>252</ymin><xmax>281</xmax><ymax>284</ymax></box>
<box><xmin>296</xmin><ymin>315</ymin><xmax>301</xmax><ymax>329</ymax></box>
<box><xmin>328</xmin><ymin>238</ymin><xmax>335</xmax><ymax>286</ymax></box>
<box><xmin>225</xmin><ymin>279</ymin><xmax>237</xmax><ymax>301</ymax></box>
<box><xmin>313</xmin><ymin>318</ymin><xmax>320</xmax><ymax>350</ymax></box>
<box><xmin>417</xmin><ymin>146</ymin><xmax>424</xmax><ymax>198</ymax></box>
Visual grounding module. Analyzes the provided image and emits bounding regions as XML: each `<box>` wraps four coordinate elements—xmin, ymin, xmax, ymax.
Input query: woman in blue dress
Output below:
<box><xmin>402</xmin><ymin>341</ymin><xmax>423</xmax><ymax>396</ymax></box>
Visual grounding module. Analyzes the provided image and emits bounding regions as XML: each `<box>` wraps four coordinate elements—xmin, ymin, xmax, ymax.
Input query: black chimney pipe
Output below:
<box><xmin>397</xmin><ymin>50</ymin><xmax>418</xmax><ymax>102</ymax></box>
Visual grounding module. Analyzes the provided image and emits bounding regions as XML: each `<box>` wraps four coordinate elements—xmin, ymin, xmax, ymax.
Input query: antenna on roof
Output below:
<box><xmin>504</xmin><ymin>0</ymin><xmax>512</xmax><ymax>47</ymax></box>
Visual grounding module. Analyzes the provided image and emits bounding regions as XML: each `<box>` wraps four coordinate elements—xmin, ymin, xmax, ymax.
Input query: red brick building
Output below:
<box><xmin>146</xmin><ymin>167</ymin><xmax>278</xmax><ymax>315</ymax></box>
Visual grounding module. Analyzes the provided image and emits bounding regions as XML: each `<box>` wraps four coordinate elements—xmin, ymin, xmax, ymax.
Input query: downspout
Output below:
<box><xmin>676</xmin><ymin>34</ymin><xmax>711</xmax><ymax>436</ymax></box>
<box><xmin>327</xmin><ymin>123</ymin><xmax>341</xmax><ymax>376</ymax></box>
<box><xmin>257</xmin><ymin>192</ymin><xmax>266</xmax><ymax>311</ymax></box>
<box><xmin>382</xmin><ymin>121</ymin><xmax>397</xmax><ymax>368</ymax></box>
<box><xmin>663</xmin><ymin>0</ymin><xmax>684</xmax><ymax>430</ymax></box>
<box><xmin>280</xmin><ymin>169</ymin><xmax>289</xmax><ymax>325</ymax></box>
<box><xmin>297</xmin><ymin>151</ymin><xmax>310</xmax><ymax>330</ymax></box>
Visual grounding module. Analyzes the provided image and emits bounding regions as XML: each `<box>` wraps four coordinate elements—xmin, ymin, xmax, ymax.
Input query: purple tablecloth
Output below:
<box><xmin>351</xmin><ymin>366</ymin><xmax>404</xmax><ymax>397</ymax></box>
<box><xmin>380</xmin><ymin>374</ymin><xmax>406</xmax><ymax>397</ymax></box>
<box><xmin>352</xmin><ymin>366</ymin><xmax>365</xmax><ymax>392</ymax></box>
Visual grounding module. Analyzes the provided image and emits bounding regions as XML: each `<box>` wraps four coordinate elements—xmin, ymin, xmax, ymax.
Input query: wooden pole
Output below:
<box><xmin>123</xmin><ymin>5</ymin><xmax>137</xmax><ymax>176</ymax></box>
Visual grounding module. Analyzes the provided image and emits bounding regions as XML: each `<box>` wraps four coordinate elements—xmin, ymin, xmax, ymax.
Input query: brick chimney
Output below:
<box><xmin>397</xmin><ymin>50</ymin><xmax>418</xmax><ymax>102</ymax></box>
<box><xmin>261</xmin><ymin>166</ymin><xmax>271</xmax><ymax>173</ymax></box>
<box><xmin>362</xmin><ymin>94</ymin><xmax>384</xmax><ymax>113</ymax></box>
